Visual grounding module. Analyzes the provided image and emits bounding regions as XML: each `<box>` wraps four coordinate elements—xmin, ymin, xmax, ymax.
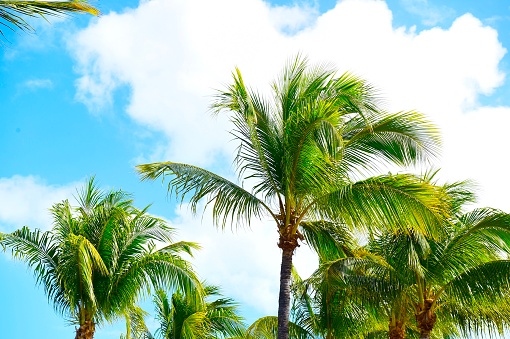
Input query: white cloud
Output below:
<box><xmin>400</xmin><ymin>0</ymin><xmax>455</xmax><ymax>26</ymax></box>
<box><xmin>23</xmin><ymin>78</ymin><xmax>54</xmax><ymax>90</ymax></box>
<box><xmin>69</xmin><ymin>0</ymin><xmax>506</xmax><ymax>166</ymax></box>
<box><xmin>0</xmin><ymin>176</ymin><xmax>80</xmax><ymax>232</ymax></box>
<box><xmin>67</xmin><ymin>0</ymin><xmax>510</xmax><ymax>316</ymax></box>
<box><xmin>268</xmin><ymin>2</ymin><xmax>319</xmax><ymax>34</ymax></box>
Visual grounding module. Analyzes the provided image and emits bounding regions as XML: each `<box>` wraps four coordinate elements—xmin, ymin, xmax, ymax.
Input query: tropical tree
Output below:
<box><xmin>3</xmin><ymin>178</ymin><xmax>202</xmax><ymax>339</ymax></box>
<box><xmin>145</xmin><ymin>284</ymin><xmax>245</xmax><ymax>339</ymax></box>
<box><xmin>0</xmin><ymin>0</ymin><xmax>99</xmax><ymax>36</ymax></box>
<box><xmin>361</xmin><ymin>190</ymin><xmax>510</xmax><ymax>339</ymax></box>
<box><xmin>137</xmin><ymin>55</ymin><xmax>449</xmax><ymax>339</ymax></box>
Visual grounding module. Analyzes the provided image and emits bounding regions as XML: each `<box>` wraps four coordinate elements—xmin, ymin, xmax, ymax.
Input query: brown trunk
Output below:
<box><xmin>388</xmin><ymin>319</ymin><xmax>405</xmax><ymax>339</ymax></box>
<box><xmin>415</xmin><ymin>299</ymin><xmax>436</xmax><ymax>339</ymax></box>
<box><xmin>277</xmin><ymin>231</ymin><xmax>299</xmax><ymax>339</ymax></box>
<box><xmin>75</xmin><ymin>320</ymin><xmax>95</xmax><ymax>339</ymax></box>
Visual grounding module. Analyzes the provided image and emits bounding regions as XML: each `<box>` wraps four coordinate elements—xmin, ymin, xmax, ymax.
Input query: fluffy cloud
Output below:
<box><xmin>67</xmin><ymin>0</ymin><xmax>510</xmax><ymax>317</ymax></box>
<box><xmin>0</xmin><ymin>176</ymin><xmax>81</xmax><ymax>232</ymax></box>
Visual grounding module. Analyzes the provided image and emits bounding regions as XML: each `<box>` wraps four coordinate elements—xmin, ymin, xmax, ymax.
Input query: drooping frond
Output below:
<box><xmin>151</xmin><ymin>284</ymin><xmax>244</xmax><ymax>339</ymax></box>
<box><xmin>206</xmin><ymin>295</ymin><xmax>245</xmax><ymax>338</ymax></box>
<box><xmin>159</xmin><ymin>241</ymin><xmax>201</xmax><ymax>257</ymax></box>
<box><xmin>0</xmin><ymin>0</ymin><xmax>99</xmax><ymax>35</ymax></box>
<box><xmin>317</xmin><ymin>173</ymin><xmax>449</xmax><ymax>238</ymax></box>
<box><xmin>428</xmin><ymin>208</ymin><xmax>510</xmax><ymax>285</ymax></box>
<box><xmin>122</xmin><ymin>305</ymin><xmax>154</xmax><ymax>339</ymax></box>
<box><xmin>341</xmin><ymin>110</ymin><xmax>441</xmax><ymax>173</ymax></box>
<box><xmin>59</xmin><ymin>233</ymin><xmax>109</xmax><ymax>312</ymax></box>
<box><xmin>137</xmin><ymin>162</ymin><xmax>274</xmax><ymax>228</ymax></box>
<box><xmin>299</xmin><ymin>220</ymin><xmax>357</xmax><ymax>262</ymax></box>
<box><xmin>4</xmin><ymin>226</ymin><xmax>69</xmax><ymax>314</ymax></box>
<box><xmin>105</xmin><ymin>250</ymin><xmax>203</xmax><ymax>320</ymax></box>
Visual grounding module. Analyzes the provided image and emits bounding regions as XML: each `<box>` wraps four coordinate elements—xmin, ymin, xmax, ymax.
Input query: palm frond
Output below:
<box><xmin>159</xmin><ymin>241</ymin><xmax>201</xmax><ymax>257</ymax></box>
<box><xmin>0</xmin><ymin>0</ymin><xmax>99</xmax><ymax>34</ymax></box>
<box><xmin>299</xmin><ymin>220</ymin><xmax>357</xmax><ymax>262</ymax></box>
<box><xmin>137</xmin><ymin>162</ymin><xmax>274</xmax><ymax>228</ymax></box>
<box><xmin>4</xmin><ymin>226</ymin><xmax>70</xmax><ymax>313</ymax></box>
<box><xmin>317</xmin><ymin>174</ymin><xmax>449</xmax><ymax>238</ymax></box>
<box><xmin>123</xmin><ymin>305</ymin><xmax>155</xmax><ymax>339</ymax></box>
<box><xmin>442</xmin><ymin>260</ymin><xmax>510</xmax><ymax>304</ymax></box>
<box><xmin>341</xmin><ymin>110</ymin><xmax>440</xmax><ymax>172</ymax></box>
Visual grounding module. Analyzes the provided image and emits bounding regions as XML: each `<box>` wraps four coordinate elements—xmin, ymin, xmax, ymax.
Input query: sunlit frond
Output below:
<box><xmin>0</xmin><ymin>0</ymin><xmax>99</xmax><ymax>35</ymax></box>
<box><xmin>342</xmin><ymin>110</ymin><xmax>440</xmax><ymax>172</ymax></box>
<box><xmin>317</xmin><ymin>174</ymin><xmax>448</xmax><ymax>238</ymax></box>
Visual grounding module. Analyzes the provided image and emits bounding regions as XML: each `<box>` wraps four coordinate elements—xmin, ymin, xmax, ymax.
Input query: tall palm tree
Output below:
<box><xmin>0</xmin><ymin>0</ymin><xmax>98</xmax><ymax>36</ymax></box>
<box><xmin>4</xmin><ymin>178</ymin><xmax>202</xmax><ymax>339</ymax></box>
<box><xmin>137</xmin><ymin>55</ymin><xmax>448</xmax><ymax>339</ymax></box>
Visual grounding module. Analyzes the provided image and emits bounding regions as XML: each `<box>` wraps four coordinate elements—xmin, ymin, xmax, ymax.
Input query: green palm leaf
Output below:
<box><xmin>137</xmin><ymin>162</ymin><xmax>274</xmax><ymax>227</ymax></box>
<box><xmin>318</xmin><ymin>174</ymin><xmax>448</xmax><ymax>237</ymax></box>
<box><xmin>0</xmin><ymin>0</ymin><xmax>99</xmax><ymax>35</ymax></box>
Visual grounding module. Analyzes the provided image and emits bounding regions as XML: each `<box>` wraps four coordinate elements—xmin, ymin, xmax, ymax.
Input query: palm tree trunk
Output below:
<box><xmin>75</xmin><ymin>320</ymin><xmax>95</xmax><ymax>339</ymax></box>
<box><xmin>277</xmin><ymin>247</ymin><xmax>294</xmax><ymax>339</ymax></box>
<box><xmin>388</xmin><ymin>319</ymin><xmax>405</xmax><ymax>339</ymax></box>
<box><xmin>415</xmin><ymin>299</ymin><xmax>436</xmax><ymax>339</ymax></box>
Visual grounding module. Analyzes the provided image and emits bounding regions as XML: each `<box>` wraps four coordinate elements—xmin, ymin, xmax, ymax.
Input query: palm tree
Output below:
<box><xmin>147</xmin><ymin>284</ymin><xmax>245</xmax><ymax>339</ymax></box>
<box><xmin>137</xmin><ymin>55</ymin><xmax>448</xmax><ymax>339</ymax></box>
<box><xmin>363</xmin><ymin>201</ymin><xmax>510</xmax><ymax>339</ymax></box>
<box><xmin>0</xmin><ymin>0</ymin><xmax>98</xmax><ymax>36</ymax></box>
<box><xmin>3</xmin><ymin>178</ymin><xmax>202</xmax><ymax>339</ymax></box>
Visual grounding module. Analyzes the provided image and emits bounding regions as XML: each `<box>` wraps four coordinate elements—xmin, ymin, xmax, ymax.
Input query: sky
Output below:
<box><xmin>1</xmin><ymin>0</ymin><xmax>510</xmax><ymax>338</ymax></box>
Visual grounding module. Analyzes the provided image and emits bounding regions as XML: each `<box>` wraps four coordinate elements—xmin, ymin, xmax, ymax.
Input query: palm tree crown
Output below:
<box><xmin>150</xmin><ymin>284</ymin><xmax>245</xmax><ymax>339</ymax></box>
<box><xmin>137</xmin><ymin>55</ymin><xmax>448</xmax><ymax>339</ymax></box>
<box><xmin>4</xmin><ymin>178</ymin><xmax>202</xmax><ymax>339</ymax></box>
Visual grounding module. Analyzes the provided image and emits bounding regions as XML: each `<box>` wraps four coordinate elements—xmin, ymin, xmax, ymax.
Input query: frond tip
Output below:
<box><xmin>0</xmin><ymin>0</ymin><xmax>99</xmax><ymax>35</ymax></box>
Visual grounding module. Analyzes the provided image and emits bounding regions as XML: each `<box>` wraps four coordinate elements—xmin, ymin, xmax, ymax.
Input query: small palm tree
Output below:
<box><xmin>137</xmin><ymin>284</ymin><xmax>245</xmax><ymax>339</ymax></box>
<box><xmin>4</xmin><ymin>178</ymin><xmax>202</xmax><ymax>339</ymax></box>
<box><xmin>137</xmin><ymin>55</ymin><xmax>448</xmax><ymax>339</ymax></box>
<box><xmin>0</xmin><ymin>0</ymin><xmax>99</xmax><ymax>35</ymax></box>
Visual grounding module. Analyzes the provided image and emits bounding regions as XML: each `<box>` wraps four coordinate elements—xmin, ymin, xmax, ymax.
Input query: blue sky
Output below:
<box><xmin>2</xmin><ymin>0</ymin><xmax>510</xmax><ymax>338</ymax></box>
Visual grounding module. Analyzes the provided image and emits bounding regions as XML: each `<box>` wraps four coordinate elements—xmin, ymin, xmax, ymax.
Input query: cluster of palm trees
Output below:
<box><xmin>3</xmin><ymin>50</ymin><xmax>510</xmax><ymax>339</ymax></box>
